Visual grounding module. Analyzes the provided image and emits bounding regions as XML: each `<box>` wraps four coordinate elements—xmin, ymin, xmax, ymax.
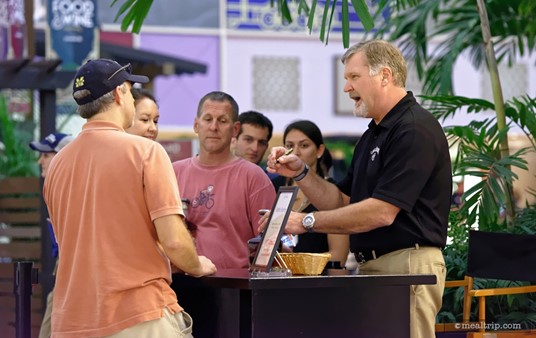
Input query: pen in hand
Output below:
<box><xmin>276</xmin><ymin>148</ymin><xmax>293</xmax><ymax>163</ymax></box>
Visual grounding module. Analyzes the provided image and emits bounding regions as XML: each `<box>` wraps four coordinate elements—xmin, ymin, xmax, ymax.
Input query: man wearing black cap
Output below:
<box><xmin>29</xmin><ymin>132</ymin><xmax>74</xmax><ymax>338</ymax></box>
<box><xmin>43</xmin><ymin>59</ymin><xmax>216</xmax><ymax>338</ymax></box>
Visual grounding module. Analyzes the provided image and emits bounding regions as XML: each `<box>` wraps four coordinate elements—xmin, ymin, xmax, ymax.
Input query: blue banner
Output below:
<box><xmin>47</xmin><ymin>0</ymin><xmax>97</xmax><ymax>70</ymax></box>
<box><xmin>226</xmin><ymin>0</ymin><xmax>385</xmax><ymax>33</ymax></box>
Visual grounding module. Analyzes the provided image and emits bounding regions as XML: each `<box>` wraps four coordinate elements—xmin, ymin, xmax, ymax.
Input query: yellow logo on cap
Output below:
<box><xmin>75</xmin><ymin>76</ymin><xmax>85</xmax><ymax>88</ymax></box>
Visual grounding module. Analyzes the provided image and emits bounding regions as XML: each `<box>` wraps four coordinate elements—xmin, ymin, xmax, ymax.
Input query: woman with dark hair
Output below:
<box><xmin>126</xmin><ymin>88</ymin><xmax>160</xmax><ymax>140</ymax></box>
<box><xmin>272</xmin><ymin>120</ymin><xmax>349</xmax><ymax>267</ymax></box>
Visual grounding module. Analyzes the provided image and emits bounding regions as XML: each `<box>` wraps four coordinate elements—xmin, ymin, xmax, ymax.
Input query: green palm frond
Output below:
<box><xmin>110</xmin><ymin>0</ymin><xmax>374</xmax><ymax>47</ymax></box>
<box><xmin>111</xmin><ymin>0</ymin><xmax>153</xmax><ymax>34</ymax></box>
<box><xmin>505</xmin><ymin>96</ymin><xmax>536</xmax><ymax>149</ymax></box>
<box><xmin>376</xmin><ymin>0</ymin><xmax>536</xmax><ymax>96</ymax></box>
<box><xmin>445</xmin><ymin>125</ymin><xmax>521</xmax><ymax>223</ymax></box>
<box><xmin>421</xmin><ymin>95</ymin><xmax>495</xmax><ymax>121</ymax></box>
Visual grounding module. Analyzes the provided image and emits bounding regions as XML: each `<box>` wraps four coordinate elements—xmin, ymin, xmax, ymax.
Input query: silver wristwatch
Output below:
<box><xmin>302</xmin><ymin>212</ymin><xmax>315</xmax><ymax>232</ymax></box>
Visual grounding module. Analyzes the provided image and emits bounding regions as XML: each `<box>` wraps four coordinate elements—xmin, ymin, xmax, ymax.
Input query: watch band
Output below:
<box><xmin>293</xmin><ymin>164</ymin><xmax>309</xmax><ymax>182</ymax></box>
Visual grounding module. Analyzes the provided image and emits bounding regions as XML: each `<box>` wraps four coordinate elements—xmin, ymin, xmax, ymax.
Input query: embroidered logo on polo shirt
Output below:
<box><xmin>370</xmin><ymin>146</ymin><xmax>380</xmax><ymax>161</ymax></box>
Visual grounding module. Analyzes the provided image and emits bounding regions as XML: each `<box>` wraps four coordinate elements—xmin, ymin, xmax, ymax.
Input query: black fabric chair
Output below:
<box><xmin>437</xmin><ymin>230</ymin><xmax>536</xmax><ymax>336</ymax></box>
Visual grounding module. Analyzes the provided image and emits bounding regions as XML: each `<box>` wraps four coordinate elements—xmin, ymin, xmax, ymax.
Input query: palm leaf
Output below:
<box><xmin>111</xmin><ymin>0</ymin><xmax>153</xmax><ymax>34</ymax></box>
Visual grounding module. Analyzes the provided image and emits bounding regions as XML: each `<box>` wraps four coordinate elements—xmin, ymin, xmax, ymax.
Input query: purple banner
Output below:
<box><xmin>0</xmin><ymin>0</ymin><xmax>8</xmax><ymax>60</ymax></box>
<box><xmin>9</xmin><ymin>0</ymin><xmax>25</xmax><ymax>58</ymax></box>
<box><xmin>0</xmin><ymin>0</ymin><xmax>26</xmax><ymax>60</ymax></box>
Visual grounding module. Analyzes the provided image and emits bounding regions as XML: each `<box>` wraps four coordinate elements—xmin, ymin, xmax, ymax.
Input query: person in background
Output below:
<box><xmin>172</xmin><ymin>91</ymin><xmax>276</xmax><ymax>269</ymax></box>
<box><xmin>126</xmin><ymin>88</ymin><xmax>160</xmax><ymax>140</ymax></box>
<box><xmin>232</xmin><ymin>110</ymin><xmax>273</xmax><ymax>166</ymax></box>
<box><xmin>266</xmin><ymin>40</ymin><xmax>451</xmax><ymax>338</ymax></box>
<box><xmin>271</xmin><ymin>120</ymin><xmax>349</xmax><ymax>267</ymax></box>
<box><xmin>44</xmin><ymin>58</ymin><xmax>216</xmax><ymax>338</ymax></box>
<box><xmin>29</xmin><ymin>132</ymin><xmax>74</xmax><ymax>338</ymax></box>
<box><xmin>451</xmin><ymin>180</ymin><xmax>464</xmax><ymax>209</ymax></box>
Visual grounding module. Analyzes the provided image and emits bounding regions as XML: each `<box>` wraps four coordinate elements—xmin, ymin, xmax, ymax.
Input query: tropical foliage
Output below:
<box><xmin>374</xmin><ymin>0</ymin><xmax>536</xmax><ymax>95</ymax></box>
<box><xmin>422</xmin><ymin>95</ymin><xmax>535</xmax><ymax>230</ymax></box>
<box><xmin>0</xmin><ymin>95</ymin><xmax>39</xmax><ymax>178</ymax></box>
<box><xmin>110</xmin><ymin>0</ymin><xmax>374</xmax><ymax>48</ymax></box>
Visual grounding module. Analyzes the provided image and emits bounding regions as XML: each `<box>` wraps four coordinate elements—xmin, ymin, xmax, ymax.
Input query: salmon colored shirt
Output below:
<box><xmin>44</xmin><ymin>121</ymin><xmax>184</xmax><ymax>337</ymax></box>
<box><xmin>173</xmin><ymin>156</ymin><xmax>276</xmax><ymax>269</ymax></box>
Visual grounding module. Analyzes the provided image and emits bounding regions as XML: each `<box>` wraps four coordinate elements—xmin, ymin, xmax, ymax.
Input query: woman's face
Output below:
<box><xmin>126</xmin><ymin>97</ymin><xmax>160</xmax><ymax>140</ymax></box>
<box><xmin>284</xmin><ymin>129</ymin><xmax>324</xmax><ymax>170</ymax></box>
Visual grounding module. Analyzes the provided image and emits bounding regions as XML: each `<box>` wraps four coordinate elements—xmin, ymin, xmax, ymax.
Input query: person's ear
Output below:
<box><xmin>194</xmin><ymin>117</ymin><xmax>200</xmax><ymax>134</ymax></box>
<box><xmin>381</xmin><ymin>68</ymin><xmax>392</xmax><ymax>85</ymax></box>
<box><xmin>113</xmin><ymin>86</ymin><xmax>122</xmax><ymax>103</ymax></box>
<box><xmin>232</xmin><ymin>121</ymin><xmax>240</xmax><ymax>138</ymax></box>
<box><xmin>317</xmin><ymin>144</ymin><xmax>325</xmax><ymax>159</ymax></box>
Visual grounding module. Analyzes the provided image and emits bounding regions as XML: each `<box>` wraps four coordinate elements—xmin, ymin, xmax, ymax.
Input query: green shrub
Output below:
<box><xmin>0</xmin><ymin>94</ymin><xmax>38</xmax><ymax>178</ymax></box>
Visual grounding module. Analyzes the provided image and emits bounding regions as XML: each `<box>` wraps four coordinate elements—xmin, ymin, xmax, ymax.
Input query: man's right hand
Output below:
<box><xmin>188</xmin><ymin>256</ymin><xmax>217</xmax><ymax>277</ymax></box>
<box><xmin>266</xmin><ymin>146</ymin><xmax>305</xmax><ymax>177</ymax></box>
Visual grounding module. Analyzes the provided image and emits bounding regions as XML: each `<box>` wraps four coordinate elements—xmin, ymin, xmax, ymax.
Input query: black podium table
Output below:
<box><xmin>172</xmin><ymin>269</ymin><xmax>436</xmax><ymax>338</ymax></box>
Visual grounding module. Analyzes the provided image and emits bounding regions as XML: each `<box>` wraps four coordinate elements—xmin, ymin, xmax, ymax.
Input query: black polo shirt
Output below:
<box><xmin>337</xmin><ymin>92</ymin><xmax>452</xmax><ymax>254</ymax></box>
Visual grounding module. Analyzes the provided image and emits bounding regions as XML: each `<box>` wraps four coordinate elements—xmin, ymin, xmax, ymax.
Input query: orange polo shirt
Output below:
<box><xmin>44</xmin><ymin>121</ymin><xmax>184</xmax><ymax>337</ymax></box>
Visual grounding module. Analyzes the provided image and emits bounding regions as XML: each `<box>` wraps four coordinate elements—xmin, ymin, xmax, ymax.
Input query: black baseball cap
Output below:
<box><xmin>72</xmin><ymin>59</ymin><xmax>149</xmax><ymax>105</ymax></box>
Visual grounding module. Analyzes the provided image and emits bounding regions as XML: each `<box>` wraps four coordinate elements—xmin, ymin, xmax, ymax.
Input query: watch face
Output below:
<box><xmin>303</xmin><ymin>214</ymin><xmax>314</xmax><ymax>229</ymax></box>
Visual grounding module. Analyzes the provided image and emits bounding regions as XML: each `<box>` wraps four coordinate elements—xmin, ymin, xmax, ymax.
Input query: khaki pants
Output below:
<box><xmin>358</xmin><ymin>246</ymin><xmax>446</xmax><ymax>338</ymax></box>
<box><xmin>105</xmin><ymin>309</ymin><xmax>193</xmax><ymax>338</ymax></box>
<box><xmin>38</xmin><ymin>289</ymin><xmax>54</xmax><ymax>338</ymax></box>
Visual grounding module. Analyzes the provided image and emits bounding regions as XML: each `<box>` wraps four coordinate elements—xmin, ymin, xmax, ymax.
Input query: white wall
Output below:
<box><xmin>225</xmin><ymin>34</ymin><xmax>536</xmax><ymax>137</ymax></box>
<box><xmin>225</xmin><ymin>34</ymin><xmax>370</xmax><ymax>137</ymax></box>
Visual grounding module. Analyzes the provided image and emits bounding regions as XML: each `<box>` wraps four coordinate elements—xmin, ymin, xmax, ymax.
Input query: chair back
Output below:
<box><xmin>467</xmin><ymin>230</ymin><xmax>536</xmax><ymax>282</ymax></box>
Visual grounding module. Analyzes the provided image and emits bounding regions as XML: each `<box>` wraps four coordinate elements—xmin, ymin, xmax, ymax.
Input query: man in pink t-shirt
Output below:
<box><xmin>44</xmin><ymin>59</ymin><xmax>216</xmax><ymax>338</ymax></box>
<box><xmin>173</xmin><ymin>91</ymin><xmax>276</xmax><ymax>269</ymax></box>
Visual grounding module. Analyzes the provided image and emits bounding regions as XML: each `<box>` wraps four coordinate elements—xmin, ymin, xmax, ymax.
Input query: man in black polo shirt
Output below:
<box><xmin>266</xmin><ymin>40</ymin><xmax>451</xmax><ymax>338</ymax></box>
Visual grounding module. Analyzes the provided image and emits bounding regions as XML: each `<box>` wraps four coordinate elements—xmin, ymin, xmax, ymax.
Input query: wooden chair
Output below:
<box><xmin>437</xmin><ymin>230</ymin><xmax>536</xmax><ymax>338</ymax></box>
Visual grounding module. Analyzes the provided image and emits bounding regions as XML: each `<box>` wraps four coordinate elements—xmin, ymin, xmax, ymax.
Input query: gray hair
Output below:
<box><xmin>196</xmin><ymin>91</ymin><xmax>239</xmax><ymax>121</ymax></box>
<box><xmin>75</xmin><ymin>84</ymin><xmax>128</xmax><ymax>119</ymax></box>
<box><xmin>341</xmin><ymin>40</ymin><xmax>407</xmax><ymax>87</ymax></box>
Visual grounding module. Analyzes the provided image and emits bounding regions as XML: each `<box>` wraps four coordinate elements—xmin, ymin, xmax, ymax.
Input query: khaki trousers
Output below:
<box><xmin>105</xmin><ymin>309</ymin><xmax>193</xmax><ymax>338</ymax></box>
<box><xmin>38</xmin><ymin>289</ymin><xmax>54</xmax><ymax>338</ymax></box>
<box><xmin>358</xmin><ymin>246</ymin><xmax>446</xmax><ymax>338</ymax></box>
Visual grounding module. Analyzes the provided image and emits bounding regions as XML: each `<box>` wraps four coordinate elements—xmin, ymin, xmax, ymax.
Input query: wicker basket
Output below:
<box><xmin>279</xmin><ymin>253</ymin><xmax>332</xmax><ymax>275</ymax></box>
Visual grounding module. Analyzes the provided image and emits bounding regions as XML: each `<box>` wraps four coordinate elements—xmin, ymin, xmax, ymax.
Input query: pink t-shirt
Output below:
<box><xmin>44</xmin><ymin>121</ymin><xmax>184</xmax><ymax>337</ymax></box>
<box><xmin>173</xmin><ymin>157</ymin><xmax>275</xmax><ymax>269</ymax></box>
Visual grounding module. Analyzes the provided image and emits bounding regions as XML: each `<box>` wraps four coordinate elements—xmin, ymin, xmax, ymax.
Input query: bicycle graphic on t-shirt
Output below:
<box><xmin>192</xmin><ymin>185</ymin><xmax>215</xmax><ymax>209</ymax></box>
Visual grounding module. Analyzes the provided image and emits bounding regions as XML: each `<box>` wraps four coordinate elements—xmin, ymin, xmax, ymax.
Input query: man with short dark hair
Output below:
<box><xmin>233</xmin><ymin>110</ymin><xmax>273</xmax><ymax>166</ymax></box>
<box><xmin>44</xmin><ymin>58</ymin><xmax>216</xmax><ymax>338</ymax></box>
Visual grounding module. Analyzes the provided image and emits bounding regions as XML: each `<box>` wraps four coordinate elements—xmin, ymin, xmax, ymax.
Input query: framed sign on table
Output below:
<box><xmin>250</xmin><ymin>186</ymin><xmax>298</xmax><ymax>273</ymax></box>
